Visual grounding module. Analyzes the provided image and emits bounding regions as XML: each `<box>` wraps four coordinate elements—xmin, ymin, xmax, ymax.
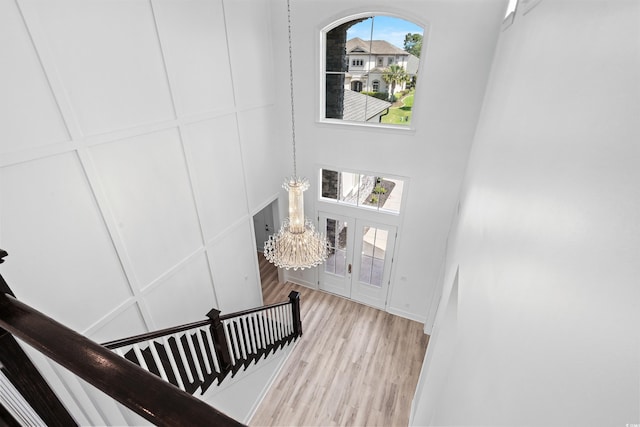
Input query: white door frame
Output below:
<box><xmin>318</xmin><ymin>211</ymin><xmax>397</xmax><ymax>309</ymax></box>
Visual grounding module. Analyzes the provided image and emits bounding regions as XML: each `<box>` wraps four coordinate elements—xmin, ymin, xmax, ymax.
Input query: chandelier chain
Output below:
<box><xmin>286</xmin><ymin>0</ymin><xmax>297</xmax><ymax>178</ymax></box>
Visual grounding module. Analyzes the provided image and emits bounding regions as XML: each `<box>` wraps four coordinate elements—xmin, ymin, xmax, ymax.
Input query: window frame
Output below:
<box><xmin>317</xmin><ymin>167</ymin><xmax>407</xmax><ymax>217</ymax></box>
<box><xmin>318</xmin><ymin>11</ymin><xmax>428</xmax><ymax>131</ymax></box>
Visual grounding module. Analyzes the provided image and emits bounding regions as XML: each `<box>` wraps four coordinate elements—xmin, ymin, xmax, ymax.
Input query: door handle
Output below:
<box><xmin>348</xmin><ymin>264</ymin><xmax>352</xmax><ymax>274</ymax></box>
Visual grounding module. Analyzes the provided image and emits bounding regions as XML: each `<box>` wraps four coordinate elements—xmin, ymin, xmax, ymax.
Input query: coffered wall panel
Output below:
<box><xmin>0</xmin><ymin>0</ymin><xmax>69</xmax><ymax>155</ymax></box>
<box><xmin>88</xmin><ymin>128</ymin><xmax>202</xmax><ymax>288</ymax></box>
<box><xmin>31</xmin><ymin>0</ymin><xmax>175</xmax><ymax>136</ymax></box>
<box><xmin>182</xmin><ymin>115</ymin><xmax>248</xmax><ymax>241</ymax></box>
<box><xmin>224</xmin><ymin>0</ymin><xmax>275</xmax><ymax>108</ymax></box>
<box><xmin>0</xmin><ymin>152</ymin><xmax>132</xmax><ymax>331</ymax></box>
<box><xmin>236</xmin><ymin>107</ymin><xmax>287</xmax><ymax>212</ymax></box>
<box><xmin>86</xmin><ymin>304</ymin><xmax>148</xmax><ymax>344</ymax></box>
<box><xmin>152</xmin><ymin>0</ymin><xmax>234</xmax><ymax>117</ymax></box>
<box><xmin>1</xmin><ymin>0</ymin><xmax>280</xmax><ymax>422</ymax></box>
<box><xmin>207</xmin><ymin>220</ymin><xmax>262</xmax><ymax>314</ymax></box>
<box><xmin>143</xmin><ymin>253</ymin><xmax>217</xmax><ymax>329</ymax></box>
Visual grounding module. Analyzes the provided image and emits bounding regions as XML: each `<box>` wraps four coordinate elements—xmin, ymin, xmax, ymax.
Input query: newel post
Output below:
<box><xmin>288</xmin><ymin>291</ymin><xmax>302</xmax><ymax>337</ymax></box>
<box><xmin>206</xmin><ymin>309</ymin><xmax>233</xmax><ymax>372</ymax></box>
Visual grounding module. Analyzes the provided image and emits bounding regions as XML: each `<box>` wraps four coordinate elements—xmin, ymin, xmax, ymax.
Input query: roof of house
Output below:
<box><xmin>347</xmin><ymin>37</ymin><xmax>408</xmax><ymax>56</ymax></box>
<box><xmin>343</xmin><ymin>89</ymin><xmax>392</xmax><ymax>122</ymax></box>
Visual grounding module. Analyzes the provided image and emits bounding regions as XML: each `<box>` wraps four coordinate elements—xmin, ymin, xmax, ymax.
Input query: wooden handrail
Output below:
<box><xmin>102</xmin><ymin>318</ymin><xmax>212</xmax><ymax>349</ymax></box>
<box><xmin>0</xmin><ymin>293</ymin><xmax>244</xmax><ymax>427</ymax></box>
<box><xmin>103</xmin><ymin>299</ymin><xmax>295</xmax><ymax>349</ymax></box>
<box><xmin>219</xmin><ymin>299</ymin><xmax>292</xmax><ymax>321</ymax></box>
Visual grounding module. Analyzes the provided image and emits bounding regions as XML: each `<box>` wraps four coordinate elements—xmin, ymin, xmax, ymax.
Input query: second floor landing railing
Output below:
<box><xmin>102</xmin><ymin>292</ymin><xmax>302</xmax><ymax>396</ymax></box>
<box><xmin>0</xmin><ymin>291</ymin><xmax>243</xmax><ymax>427</ymax></box>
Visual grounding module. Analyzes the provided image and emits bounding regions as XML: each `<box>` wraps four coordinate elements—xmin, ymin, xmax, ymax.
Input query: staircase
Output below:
<box><xmin>102</xmin><ymin>291</ymin><xmax>302</xmax><ymax>397</ymax></box>
<box><xmin>1</xmin><ymin>249</ymin><xmax>303</xmax><ymax>425</ymax></box>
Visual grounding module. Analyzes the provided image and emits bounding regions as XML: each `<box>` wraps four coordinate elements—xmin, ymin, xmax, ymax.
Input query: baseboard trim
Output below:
<box><xmin>285</xmin><ymin>276</ymin><xmax>317</xmax><ymax>290</ymax></box>
<box><xmin>386</xmin><ymin>306</ymin><xmax>427</xmax><ymax>325</ymax></box>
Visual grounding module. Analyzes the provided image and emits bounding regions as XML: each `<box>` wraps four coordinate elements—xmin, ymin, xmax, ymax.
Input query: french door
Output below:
<box><xmin>319</xmin><ymin>212</ymin><xmax>396</xmax><ymax>309</ymax></box>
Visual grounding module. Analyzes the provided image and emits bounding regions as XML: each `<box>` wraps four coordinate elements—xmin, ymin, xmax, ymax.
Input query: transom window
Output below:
<box><xmin>322</xmin><ymin>14</ymin><xmax>424</xmax><ymax>127</ymax></box>
<box><xmin>320</xmin><ymin>168</ymin><xmax>404</xmax><ymax>214</ymax></box>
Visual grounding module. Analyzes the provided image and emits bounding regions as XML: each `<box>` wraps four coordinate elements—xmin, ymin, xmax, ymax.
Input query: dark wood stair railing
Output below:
<box><xmin>0</xmin><ymin>247</ymin><xmax>301</xmax><ymax>426</ymax></box>
<box><xmin>0</xmin><ymin>291</ymin><xmax>243</xmax><ymax>427</ymax></box>
<box><xmin>102</xmin><ymin>291</ymin><xmax>303</xmax><ymax>394</ymax></box>
<box><xmin>0</xmin><ymin>250</ymin><xmax>78</xmax><ymax>426</ymax></box>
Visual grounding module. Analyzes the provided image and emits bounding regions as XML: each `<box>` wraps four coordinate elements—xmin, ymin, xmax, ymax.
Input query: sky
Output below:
<box><xmin>346</xmin><ymin>16</ymin><xmax>424</xmax><ymax>49</ymax></box>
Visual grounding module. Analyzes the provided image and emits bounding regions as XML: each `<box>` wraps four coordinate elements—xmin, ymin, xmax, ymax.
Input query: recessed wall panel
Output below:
<box><xmin>87</xmin><ymin>304</ymin><xmax>148</xmax><ymax>344</ymax></box>
<box><xmin>0</xmin><ymin>0</ymin><xmax>69</xmax><ymax>155</ymax></box>
<box><xmin>89</xmin><ymin>128</ymin><xmax>202</xmax><ymax>288</ymax></box>
<box><xmin>0</xmin><ymin>153</ymin><xmax>131</xmax><ymax>331</ymax></box>
<box><xmin>224</xmin><ymin>0</ymin><xmax>275</xmax><ymax>107</ymax></box>
<box><xmin>207</xmin><ymin>221</ymin><xmax>261</xmax><ymax>313</ymax></box>
<box><xmin>152</xmin><ymin>0</ymin><xmax>234</xmax><ymax>116</ymax></box>
<box><xmin>143</xmin><ymin>254</ymin><xmax>217</xmax><ymax>329</ymax></box>
<box><xmin>33</xmin><ymin>0</ymin><xmax>174</xmax><ymax>135</ymax></box>
<box><xmin>236</xmin><ymin>108</ymin><xmax>288</xmax><ymax>211</ymax></box>
<box><xmin>182</xmin><ymin>116</ymin><xmax>248</xmax><ymax>241</ymax></box>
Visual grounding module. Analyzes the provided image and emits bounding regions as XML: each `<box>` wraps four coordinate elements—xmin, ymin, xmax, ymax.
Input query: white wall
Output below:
<box><xmin>412</xmin><ymin>1</ymin><xmax>640</xmax><ymax>425</ymax></box>
<box><xmin>278</xmin><ymin>0</ymin><xmax>505</xmax><ymax>326</ymax></box>
<box><xmin>0</xmin><ymin>0</ymin><xmax>285</xmax><ymax>424</ymax></box>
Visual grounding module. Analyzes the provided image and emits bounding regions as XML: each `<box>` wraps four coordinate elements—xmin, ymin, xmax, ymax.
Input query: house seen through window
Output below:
<box><xmin>323</xmin><ymin>15</ymin><xmax>424</xmax><ymax>126</ymax></box>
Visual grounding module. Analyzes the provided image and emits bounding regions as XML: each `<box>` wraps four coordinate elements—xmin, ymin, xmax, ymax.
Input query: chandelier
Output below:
<box><xmin>263</xmin><ymin>0</ymin><xmax>329</xmax><ymax>271</ymax></box>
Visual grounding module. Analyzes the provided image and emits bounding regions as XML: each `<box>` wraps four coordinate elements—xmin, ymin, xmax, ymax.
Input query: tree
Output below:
<box><xmin>382</xmin><ymin>64</ymin><xmax>409</xmax><ymax>100</ymax></box>
<box><xmin>403</xmin><ymin>33</ymin><xmax>423</xmax><ymax>57</ymax></box>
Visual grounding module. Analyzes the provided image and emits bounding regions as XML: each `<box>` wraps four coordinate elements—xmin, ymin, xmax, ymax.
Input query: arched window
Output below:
<box><xmin>323</xmin><ymin>14</ymin><xmax>424</xmax><ymax>126</ymax></box>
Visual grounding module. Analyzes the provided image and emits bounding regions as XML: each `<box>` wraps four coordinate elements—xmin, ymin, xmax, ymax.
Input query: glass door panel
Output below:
<box><xmin>319</xmin><ymin>213</ymin><xmax>353</xmax><ymax>298</ymax></box>
<box><xmin>358</xmin><ymin>227</ymin><xmax>388</xmax><ymax>287</ymax></box>
<box><xmin>324</xmin><ymin>218</ymin><xmax>348</xmax><ymax>277</ymax></box>
<box><xmin>351</xmin><ymin>221</ymin><xmax>396</xmax><ymax>309</ymax></box>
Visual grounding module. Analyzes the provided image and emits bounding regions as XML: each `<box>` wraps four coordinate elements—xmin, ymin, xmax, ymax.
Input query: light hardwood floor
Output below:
<box><xmin>250</xmin><ymin>253</ymin><xmax>429</xmax><ymax>427</ymax></box>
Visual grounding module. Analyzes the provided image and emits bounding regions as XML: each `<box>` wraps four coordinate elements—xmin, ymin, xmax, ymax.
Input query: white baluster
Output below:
<box><xmin>204</xmin><ymin>327</ymin><xmax>221</xmax><ymax>373</ymax></box>
<box><xmin>261</xmin><ymin>310</ymin><xmax>271</xmax><ymax>346</ymax></box>
<box><xmin>282</xmin><ymin>305</ymin><xmax>290</xmax><ymax>337</ymax></box>
<box><xmin>241</xmin><ymin>316</ymin><xmax>255</xmax><ymax>356</ymax></box>
<box><xmin>264</xmin><ymin>309</ymin><xmax>273</xmax><ymax>344</ymax></box>
<box><xmin>186</xmin><ymin>333</ymin><xmax>204</xmax><ymax>382</ymax></box>
<box><xmin>271</xmin><ymin>307</ymin><xmax>280</xmax><ymax>341</ymax></box>
<box><xmin>162</xmin><ymin>336</ymin><xmax>185</xmax><ymax>391</ymax></box>
<box><xmin>224</xmin><ymin>320</ymin><xmax>239</xmax><ymax>363</ymax></box>
<box><xmin>132</xmin><ymin>344</ymin><xmax>149</xmax><ymax>371</ymax></box>
<box><xmin>173</xmin><ymin>333</ymin><xmax>195</xmax><ymax>384</ymax></box>
<box><xmin>286</xmin><ymin>303</ymin><xmax>294</xmax><ymax>335</ymax></box>
<box><xmin>281</xmin><ymin>305</ymin><xmax>289</xmax><ymax>336</ymax></box>
<box><xmin>276</xmin><ymin>306</ymin><xmax>285</xmax><ymax>340</ymax></box>
<box><xmin>195</xmin><ymin>328</ymin><xmax>212</xmax><ymax>375</ymax></box>
<box><xmin>257</xmin><ymin>310</ymin><xmax>268</xmax><ymax>348</ymax></box>
<box><xmin>236</xmin><ymin>318</ymin><xmax>248</xmax><ymax>360</ymax></box>
<box><xmin>0</xmin><ymin>371</ymin><xmax>46</xmax><ymax>426</ymax></box>
<box><xmin>148</xmin><ymin>340</ymin><xmax>169</xmax><ymax>382</ymax></box>
<box><xmin>251</xmin><ymin>313</ymin><xmax>262</xmax><ymax>351</ymax></box>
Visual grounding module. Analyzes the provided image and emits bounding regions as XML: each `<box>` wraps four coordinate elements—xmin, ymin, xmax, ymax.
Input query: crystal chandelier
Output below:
<box><xmin>264</xmin><ymin>0</ymin><xmax>329</xmax><ymax>271</ymax></box>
